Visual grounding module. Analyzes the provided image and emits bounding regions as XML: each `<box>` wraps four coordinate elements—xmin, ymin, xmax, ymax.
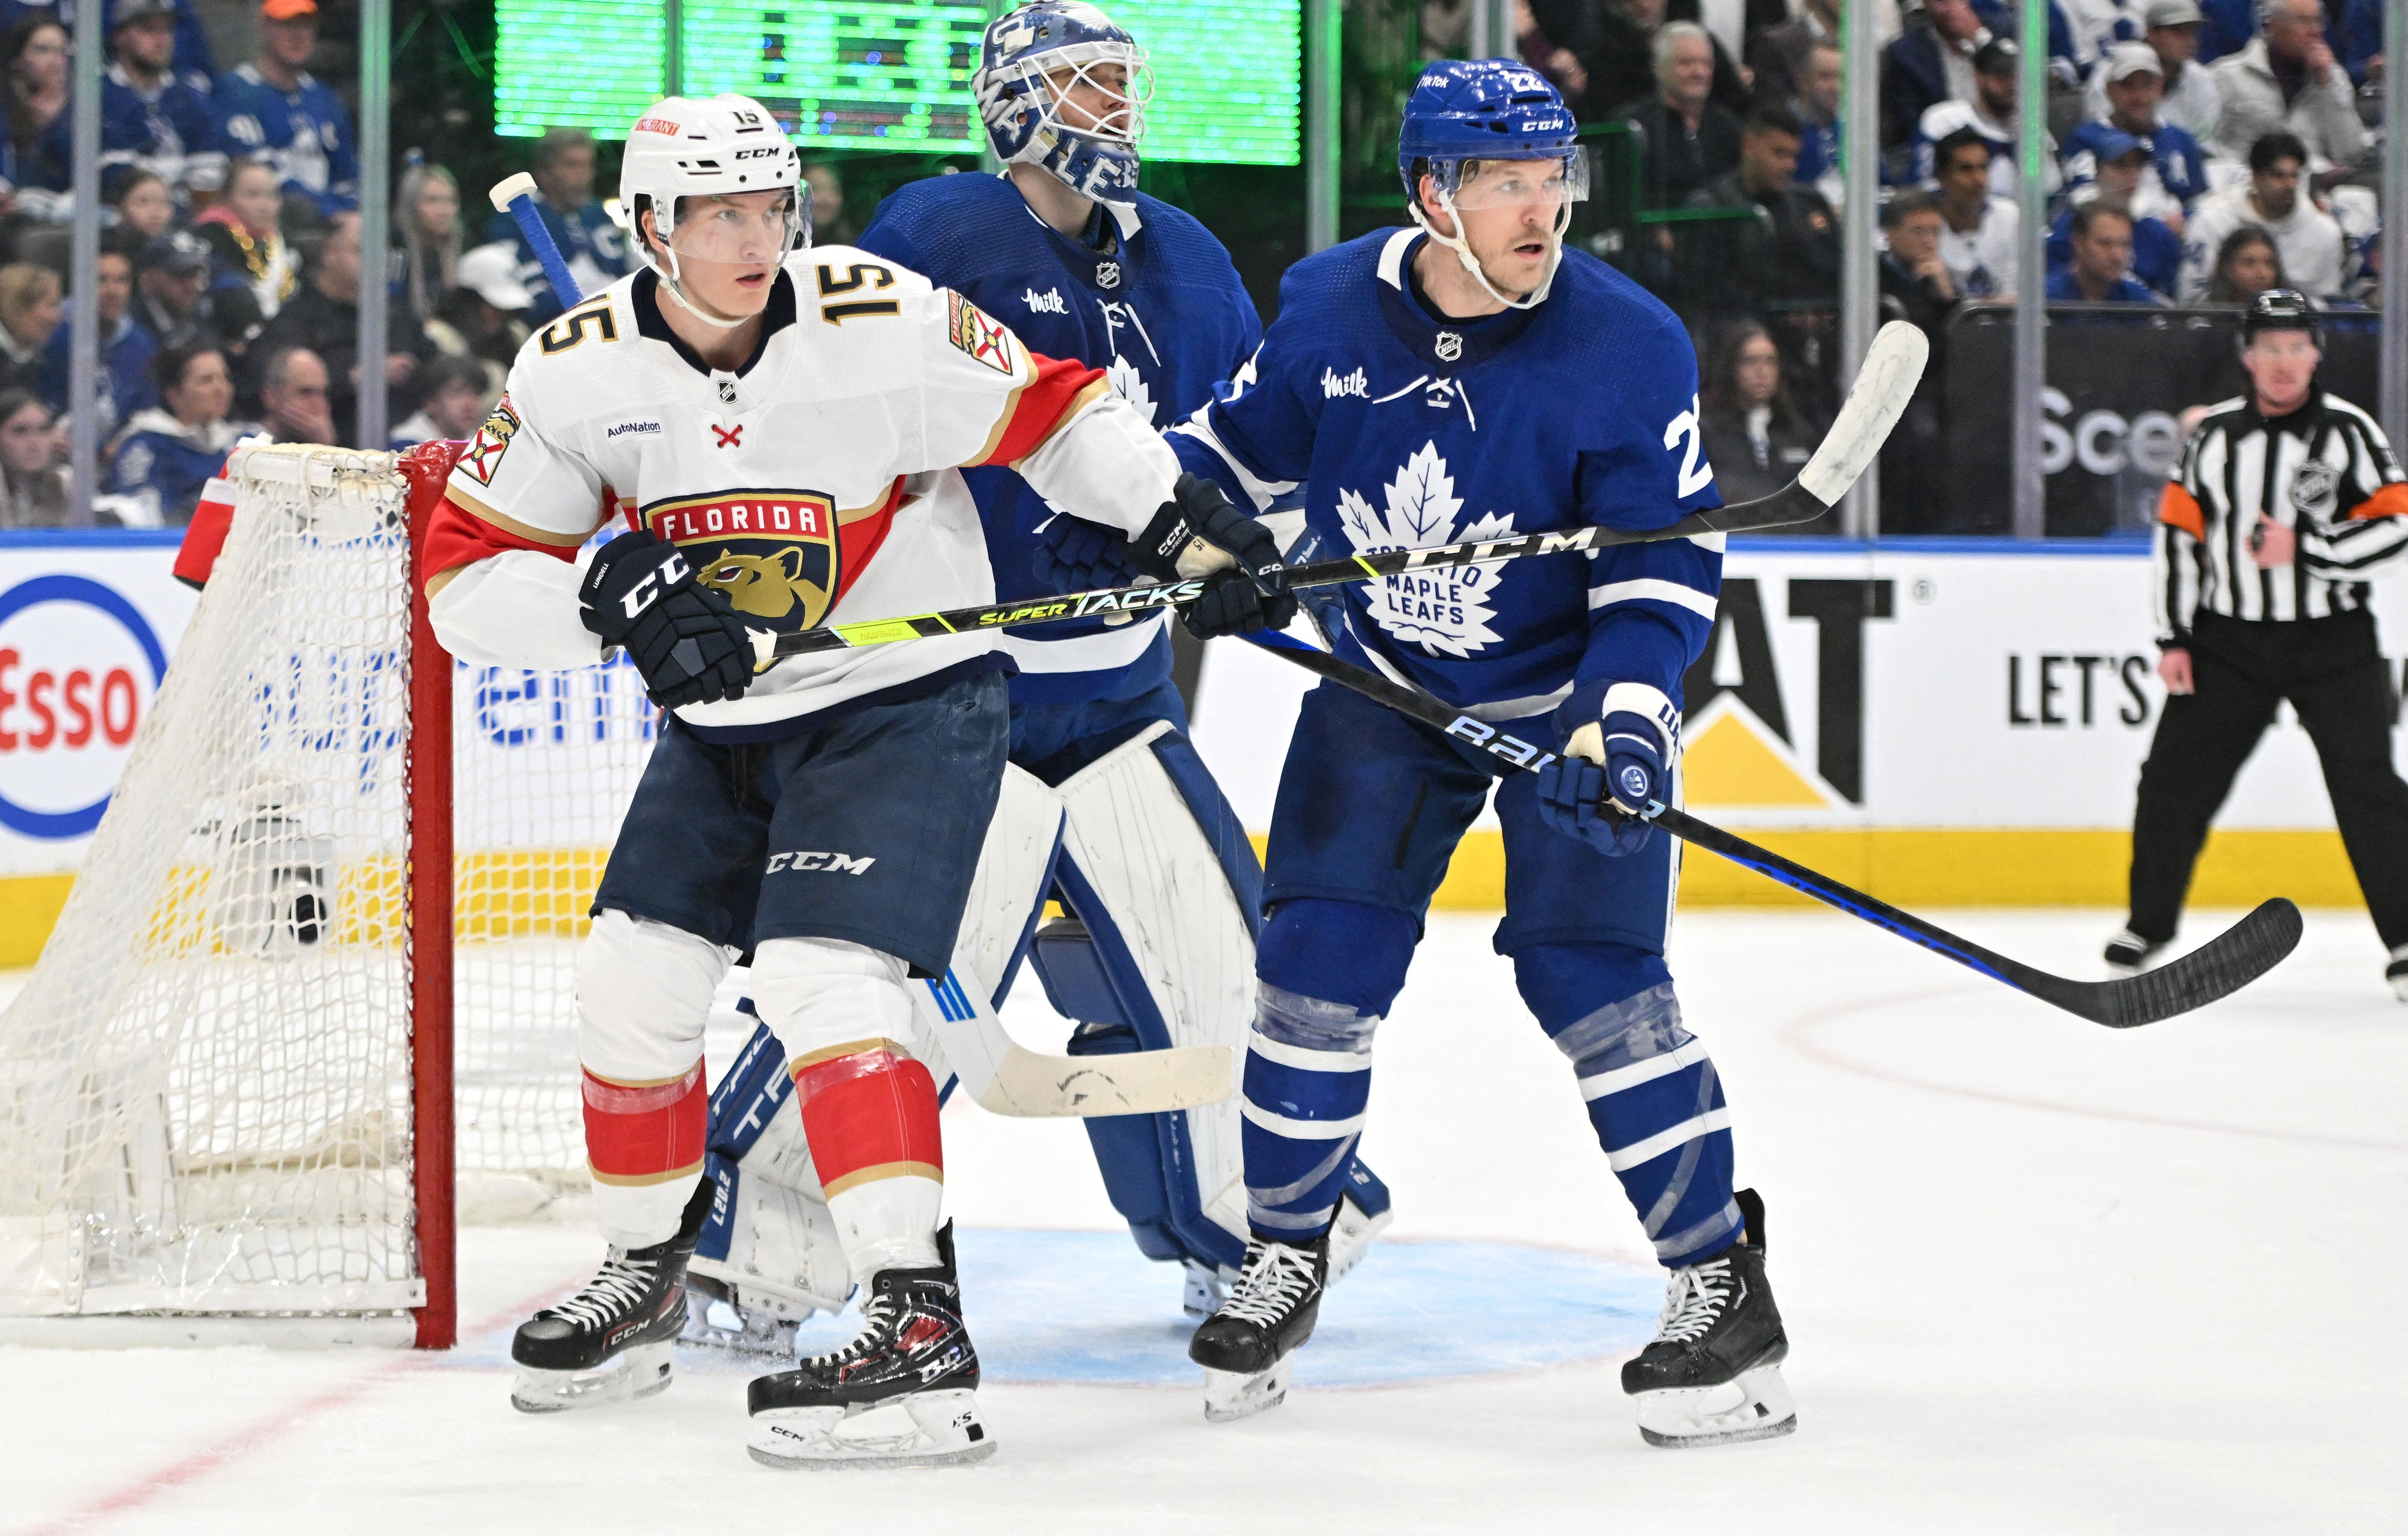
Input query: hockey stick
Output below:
<box><xmin>488</xmin><ymin>173</ymin><xmax>586</xmax><ymax>316</ymax></box>
<box><xmin>489</xmin><ymin>188</ymin><xmax>1232</xmax><ymax>1118</ymax></box>
<box><xmin>919</xmin><ymin>964</ymin><xmax>1235</xmax><ymax>1118</ymax></box>
<box><xmin>1248</xmin><ymin>634</ymin><xmax>2301</xmax><ymax>1028</ymax></box>
<box><xmin>749</xmin><ymin>320</ymin><xmax>1931</xmax><ymax>665</ymax></box>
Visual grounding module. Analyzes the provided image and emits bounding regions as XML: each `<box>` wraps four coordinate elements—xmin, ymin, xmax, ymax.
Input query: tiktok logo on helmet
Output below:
<box><xmin>975</xmin><ymin>2</ymin><xmax>1152</xmax><ymax>203</ymax></box>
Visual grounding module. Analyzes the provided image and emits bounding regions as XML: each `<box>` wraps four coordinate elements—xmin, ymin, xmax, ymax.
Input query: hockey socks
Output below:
<box><xmin>582</xmin><ymin>1062</ymin><xmax>708</xmax><ymax>1248</ymax></box>
<box><xmin>790</xmin><ymin>1039</ymin><xmax>945</xmax><ymax>1278</ymax></box>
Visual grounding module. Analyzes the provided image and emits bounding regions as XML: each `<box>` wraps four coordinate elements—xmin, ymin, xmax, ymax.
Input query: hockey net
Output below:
<box><xmin>0</xmin><ymin>443</ymin><xmax>649</xmax><ymax>1343</ymax></box>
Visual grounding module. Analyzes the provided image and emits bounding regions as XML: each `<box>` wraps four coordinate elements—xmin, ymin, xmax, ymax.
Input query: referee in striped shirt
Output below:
<box><xmin>2110</xmin><ymin>290</ymin><xmax>2408</xmax><ymax>998</ymax></box>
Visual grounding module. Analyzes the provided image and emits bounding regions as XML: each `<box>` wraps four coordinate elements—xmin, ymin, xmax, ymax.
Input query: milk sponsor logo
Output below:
<box><xmin>1321</xmin><ymin>366</ymin><xmax>1368</xmax><ymax>400</ymax></box>
<box><xmin>0</xmin><ymin>574</ymin><xmax>168</xmax><ymax>838</ymax></box>
<box><xmin>1022</xmin><ymin>287</ymin><xmax>1067</xmax><ymax>314</ymax></box>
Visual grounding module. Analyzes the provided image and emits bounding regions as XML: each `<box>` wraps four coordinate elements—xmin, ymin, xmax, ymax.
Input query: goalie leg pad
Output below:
<box><xmin>1521</xmin><ymin>944</ymin><xmax>1741</xmax><ymax>1269</ymax></box>
<box><xmin>576</xmin><ymin>909</ymin><xmax>726</xmax><ymax>1246</ymax></box>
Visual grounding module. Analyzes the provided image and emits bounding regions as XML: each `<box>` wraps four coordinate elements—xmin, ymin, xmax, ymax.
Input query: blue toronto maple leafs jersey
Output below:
<box><xmin>858</xmin><ymin>173</ymin><xmax>1261</xmax><ymax>702</ymax></box>
<box><xmin>1170</xmin><ymin>228</ymin><xmax>1722</xmax><ymax>726</ymax></box>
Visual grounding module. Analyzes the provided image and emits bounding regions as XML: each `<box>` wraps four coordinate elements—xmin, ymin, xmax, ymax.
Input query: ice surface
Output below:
<box><xmin>4</xmin><ymin>907</ymin><xmax>2402</xmax><ymax>1534</ymax></box>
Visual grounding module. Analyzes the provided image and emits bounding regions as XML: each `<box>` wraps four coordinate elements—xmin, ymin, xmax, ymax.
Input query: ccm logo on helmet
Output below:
<box><xmin>765</xmin><ymin>850</ymin><xmax>877</xmax><ymax>875</ymax></box>
<box><xmin>733</xmin><ymin>146</ymin><xmax>783</xmax><ymax>160</ymax></box>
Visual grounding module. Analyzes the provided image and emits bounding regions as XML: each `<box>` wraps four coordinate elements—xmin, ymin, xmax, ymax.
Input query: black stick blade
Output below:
<box><xmin>2013</xmin><ymin>899</ymin><xmax>2305</xmax><ymax>1027</ymax></box>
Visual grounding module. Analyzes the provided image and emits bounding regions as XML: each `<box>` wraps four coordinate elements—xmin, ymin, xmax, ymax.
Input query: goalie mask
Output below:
<box><xmin>1396</xmin><ymin>59</ymin><xmax>1588</xmax><ymax>311</ymax></box>
<box><xmin>975</xmin><ymin>1</ymin><xmax>1151</xmax><ymax>203</ymax></box>
<box><xmin>621</xmin><ymin>94</ymin><xmax>807</xmax><ymax>329</ymax></box>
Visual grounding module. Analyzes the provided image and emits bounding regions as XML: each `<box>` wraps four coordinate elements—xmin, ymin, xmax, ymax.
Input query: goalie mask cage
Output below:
<box><xmin>0</xmin><ymin>443</ymin><xmax>650</xmax><ymax>1347</ymax></box>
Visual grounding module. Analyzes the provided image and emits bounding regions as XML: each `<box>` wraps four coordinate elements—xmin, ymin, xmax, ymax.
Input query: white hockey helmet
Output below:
<box><xmin>621</xmin><ymin>95</ymin><xmax>805</xmax><ymax>325</ymax></box>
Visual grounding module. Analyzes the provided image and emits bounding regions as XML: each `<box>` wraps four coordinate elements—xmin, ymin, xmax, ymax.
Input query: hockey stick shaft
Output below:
<box><xmin>1248</xmin><ymin>634</ymin><xmax>2299</xmax><ymax>1027</ymax></box>
<box><xmin>754</xmin><ymin>322</ymin><xmax>1931</xmax><ymax>664</ymax></box>
<box><xmin>488</xmin><ymin>174</ymin><xmax>586</xmax><ymax>316</ymax></box>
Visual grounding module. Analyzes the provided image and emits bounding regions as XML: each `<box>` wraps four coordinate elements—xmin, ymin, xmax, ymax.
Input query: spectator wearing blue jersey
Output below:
<box><xmin>36</xmin><ymin>0</ymin><xmax>222</xmax><ymax>206</ymax></box>
<box><xmin>2047</xmin><ymin>203</ymin><xmax>2164</xmax><ymax>303</ymax></box>
<box><xmin>38</xmin><ymin>236</ymin><xmax>155</xmax><ymax>440</ymax></box>
<box><xmin>478</xmin><ymin>128</ymin><xmax>627</xmax><ymax>320</ymax></box>
<box><xmin>2</xmin><ymin>15</ymin><xmax>66</xmax><ymax>214</ymax></box>
<box><xmin>1789</xmin><ymin>39</ymin><xmax>1844</xmax><ymax>207</ymax></box>
<box><xmin>212</xmin><ymin>0</ymin><xmax>356</xmax><ymax>215</ymax></box>
<box><xmin>107</xmin><ymin>343</ymin><xmax>253</xmax><ymax>524</ymax></box>
<box><xmin>2064</xmin><ymin>42</ymin><xmax>2209</xmax><ymax>225</ymax></box>
<box><xmin>2050</xmin><ymin>131</ymin><xmax>2186</xmax><ymax>294</ymax></box>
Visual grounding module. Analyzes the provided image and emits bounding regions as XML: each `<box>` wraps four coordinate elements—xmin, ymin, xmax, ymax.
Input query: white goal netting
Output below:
<box><xmin>0</xmin><ymin>445</ymin><xmax>648</xmax><ymax>1319</ymax></box>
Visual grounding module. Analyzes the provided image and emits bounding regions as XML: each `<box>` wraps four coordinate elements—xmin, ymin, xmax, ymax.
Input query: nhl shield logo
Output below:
<box><xmin>1096</xmin><ymin>260</ymin><xmax>1122</xmax><ymax>290</ymax></box>
<box><xmin>1434</xmin><ymin>331</ymin><xmax>1464</xmax><ymax>363</ymax></box>
<box><xmin>2289</xmin><ymin>460</ymin><xmax>2340</xmax><ymax>518</ymax></box>
<box><xmin>643</xmin><ymin>489</ymin><xmax>842</xmax><ymax>631</ymax></box>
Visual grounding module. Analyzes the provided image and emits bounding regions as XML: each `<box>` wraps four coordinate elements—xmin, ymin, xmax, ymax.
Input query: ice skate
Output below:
<box><xmin>2387</xmin><ymin>947</ymin><xmax>2408</xmax><ymax>1004</ymax></box>
<box><xmin>1621</xmin><ymin>1188</ymin><xmax>1796</xmax><ymax>1448</ymax></box>
<box><xmin>1187</xmin><ymin>1234</ymin><xmax>1327</xmax><ymax>1422</ymax></box>
<box><xmin>676</xmin><ymin>1271</ymin><xmax>806</xmax><ymax>1360</ymax></box>
<box><xmin>744</xmin><ymin>1224</ymin><xmax>994</xmax><ymax>1469</ymax></box>
<box><xmin>2103</xmin><ymin>929</ymin><xmax>2166</xmax><ymax>977</ymax></box>
<box><xmin>511</xmin><ymin>1181</ymin><xmax>710</xmax><ymax>1413</ymax></box>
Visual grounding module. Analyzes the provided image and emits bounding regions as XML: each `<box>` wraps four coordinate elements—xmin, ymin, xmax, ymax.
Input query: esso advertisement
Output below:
<box><xmin>0</xmin><ymin>539</ymin><xmax>194</xmax><ymax>874</ymax></box>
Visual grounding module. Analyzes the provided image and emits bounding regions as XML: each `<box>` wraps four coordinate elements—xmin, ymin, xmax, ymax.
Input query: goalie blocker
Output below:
<box><xmin>687</xmin><ymin>725</ymin><xmax>1392</xmax><ymax>1342</ymax></box>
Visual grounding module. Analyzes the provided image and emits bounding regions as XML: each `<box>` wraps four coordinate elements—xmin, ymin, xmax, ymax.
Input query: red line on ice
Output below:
<box><xmin>17</xmin><ymin>1279</ymin><xmax>582</xmax><ymax>1536</ymax></box>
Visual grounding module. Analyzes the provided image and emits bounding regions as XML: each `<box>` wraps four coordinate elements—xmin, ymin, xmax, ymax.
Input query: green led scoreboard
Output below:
<box><xmin>495</xmin><ymin>1</ymin><xmax>1299</xmax><ymax>165</ymax></box>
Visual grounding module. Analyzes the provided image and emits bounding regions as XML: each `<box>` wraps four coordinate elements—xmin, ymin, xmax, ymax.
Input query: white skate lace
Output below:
<box><xmin>1221</xmin><ymin>1243</ymin><xmax>1317</xmax><ymax>1329</ymax></box>
<box><xmin>1651</xmin><ymin>1256</ymin><xmax>1733</xmax><ymax>1345</ymax></box>
<box><xmin>810</xmin><ymin>1290</ymin><xmax>900</xmax><ymax>1366</ymax></box>
<box><xmin>546</xmin><ymin>1253</ymin><xmax>657</xmax><ymax>1329</ymax></box>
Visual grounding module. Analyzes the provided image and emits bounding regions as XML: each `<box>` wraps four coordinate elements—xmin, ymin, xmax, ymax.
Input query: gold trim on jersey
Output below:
<box><xmin>444</xmin><ymin>483</ymin><xmax>601</xmax><ymax>547</ymax></box>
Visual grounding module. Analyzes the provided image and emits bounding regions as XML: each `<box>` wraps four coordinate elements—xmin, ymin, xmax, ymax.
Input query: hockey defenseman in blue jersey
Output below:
<box><xmin>679</xmin><ymin>1</ymin><xmax>1389</xmax><ymax>1358</ymax></box>
<box><xmin>1170</xmin><ymin>60</ymin><xmax>1795</xmax><ymax>1446</ymax></box>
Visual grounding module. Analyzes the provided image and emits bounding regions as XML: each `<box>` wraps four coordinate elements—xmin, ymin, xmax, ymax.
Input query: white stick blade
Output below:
<box><xmin>978</xmin><ymin>1044</ymin><xmax>1236</xmax><ymax>1119</ymax></box>
<box><xmin>488</xmin><ymin>172</ymin><xmax>539</xmax><ymax>213</ymax></box>
<box><xmin>1796</xmin><ymin>320</ymin><xmax>1930</xmax><ymax>507</ymax></box>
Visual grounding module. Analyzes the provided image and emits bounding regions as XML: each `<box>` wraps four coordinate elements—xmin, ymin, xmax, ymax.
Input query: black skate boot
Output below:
<box><xmin>2104</xmin><ymin>928</ymin><xmax>2166</xmax><ymax>977</ymax></box>
<box><xmin>1621</xmin><ymin>1188</ymin><xmax>1796</xmax><ymax>1447</ymax></box>
<box><xmin>744</xmin><ymin>1223</ymin><xmax>994</xmax><ymax>1469</ymax></box>
<box><xmin>510</xmin><ymin>1179</ymin><xmax>711</xmax><ymax>1413</ymax></box>
<box><xmin>1187</xmin><ymin>1234</ymin><xmax>1328</xmax><ymax>1423</ymax></box>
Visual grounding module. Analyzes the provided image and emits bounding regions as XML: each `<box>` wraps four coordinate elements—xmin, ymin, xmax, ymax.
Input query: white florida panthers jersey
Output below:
<box><xmin>422</xmin><ymin>245</ymin><xmax>1179</xmax><ymax>732</ymax></box>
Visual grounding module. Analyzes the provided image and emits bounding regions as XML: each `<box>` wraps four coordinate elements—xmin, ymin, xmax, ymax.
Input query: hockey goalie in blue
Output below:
<box><xmin>1168</xmin><ymin>59</ymin><xmax>1797</xmax><ymax>1446</ymax></box>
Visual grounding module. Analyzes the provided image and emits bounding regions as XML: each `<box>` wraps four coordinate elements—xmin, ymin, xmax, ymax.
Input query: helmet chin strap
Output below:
<box><xmin>1410</xmin><ymin>188</ymin><xmax>1566</xmax><ymax>312</ymax></box>
<box><xmin>652</xmin><ymin>245</ymin><xmax>754</xmax><ymax>331</ymax></box>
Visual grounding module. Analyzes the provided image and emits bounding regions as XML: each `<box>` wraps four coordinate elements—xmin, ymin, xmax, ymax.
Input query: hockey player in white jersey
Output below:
<box><xmin>680</xmin><ymin>0</ymin><xmax>1390</xmax><ymax>1361</ymax></box>
<box><xmin>420</xmin><ymin>94</ymin><xmax>1290</xmax><ymax>1467</ymax></box>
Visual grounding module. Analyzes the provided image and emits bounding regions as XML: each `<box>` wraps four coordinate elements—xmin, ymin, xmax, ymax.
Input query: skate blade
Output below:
<box><xmin>1202</xmin><ymin>1360</ymin><xmax>1292</xmax><ymax>1424</ymax></box>
<box><xmin>510</xmin><ymin>1340</ymin><xmax>675</xmax><ymax>1414</ymax></box>
<box><xmin>746</xmin><ymin>1389</ymin><xmax>996</xmax><ymax>1469</ymax></box>
<box><xmin>1634</xmin><ymin>1364</ymin><xmax>1798</xmax><ymax>1449</ymax></box>
<box><xmin>677</xmin><ymin>1297</ymin><xmax>804</xmax><ymax>1360</ymax></box>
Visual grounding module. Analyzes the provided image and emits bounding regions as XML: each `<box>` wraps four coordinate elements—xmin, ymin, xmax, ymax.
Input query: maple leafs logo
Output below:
<box><xmin>1336</xmin><ymin>441</ymin><xmax>1514</xmax><ymax>657</ymax></box>
<box><xmin>1105</xmin><ymin>353</ymin><xmax>1155</xmax><ymax>425</ymax></box>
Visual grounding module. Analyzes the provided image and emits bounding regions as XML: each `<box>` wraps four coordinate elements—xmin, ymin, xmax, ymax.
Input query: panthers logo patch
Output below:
<box><xmin>458</xmin><ymin>395</ymin><xmax>520</xmax><ymax>485</ymax></box>
<box><xmin>641</xmin><ymin>488</ymin><xmax>840</xmax><ymax>631</ymax></box>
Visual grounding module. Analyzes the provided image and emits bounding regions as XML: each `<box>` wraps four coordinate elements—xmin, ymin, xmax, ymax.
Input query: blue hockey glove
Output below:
<box><xmin>1535</xmin><ymin>711</ymin><xmax>1667</xmax><ymax>858</ymax></box>
<box><xmin>1030</xmin><ymin>512</ymin><xmax>1139</xmax><ymax>594</ymax></box>
<box><xmin>578</xmin><ymin>530</ymin><xmax>756</xmax><ymax>710</ymax></box>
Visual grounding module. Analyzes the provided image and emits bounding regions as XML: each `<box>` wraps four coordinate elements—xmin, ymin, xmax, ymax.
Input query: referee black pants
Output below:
<box><xmin>2127</xmin><ymin>608</ymin><xmax>2408</xmax><ymax>949</ymax></box>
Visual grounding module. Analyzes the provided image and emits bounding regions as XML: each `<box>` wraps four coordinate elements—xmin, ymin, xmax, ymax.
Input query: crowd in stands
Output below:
<box><xmin>1483</xmin><ymin>0</ymin><xmax>2390</xmax><ymax>506</ymax></box>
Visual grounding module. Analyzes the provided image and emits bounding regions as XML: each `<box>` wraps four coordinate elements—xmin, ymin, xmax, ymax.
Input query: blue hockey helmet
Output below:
<box><xmin>975</xmin><ymin>2</ymin><xmax>1152</xmax><ymax>203</ymax></box>
<box><xmin>1395</xmin><ymin>59</ymin><xmax>1588</xmax><ymax>310</ymax></box>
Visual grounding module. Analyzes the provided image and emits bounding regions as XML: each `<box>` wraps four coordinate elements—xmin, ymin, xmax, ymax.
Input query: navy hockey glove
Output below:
<box><xmin>1030</xmin><ymin>512</ymin><xmax>1139</xmax><ymax>593</ymax></box>
<box><xmin>1535</xmin><ymin>711</ymin><xmax>1667</xmax><ymax>859</ymax></box>
<box><xmin>578</xmin><ymin>530</ymin><xmax>755</xmax><ymax>710</ymax></box>
<box><xmin>1127</xmin><ymin>473</ymin><xmax>1297</xmax><ymax>636</ymax></box>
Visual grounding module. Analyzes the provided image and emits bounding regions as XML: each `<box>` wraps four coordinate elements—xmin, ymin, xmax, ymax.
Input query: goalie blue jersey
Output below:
<box><xmin>858</xmin><ymin>174</ymin><xmax>1262</xmax><ymax>702</ymax></box>
<box><xmin>1169</xmin><ymin>228</ymin><xmax>1723</xmax><ymax>723</ymax></box>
